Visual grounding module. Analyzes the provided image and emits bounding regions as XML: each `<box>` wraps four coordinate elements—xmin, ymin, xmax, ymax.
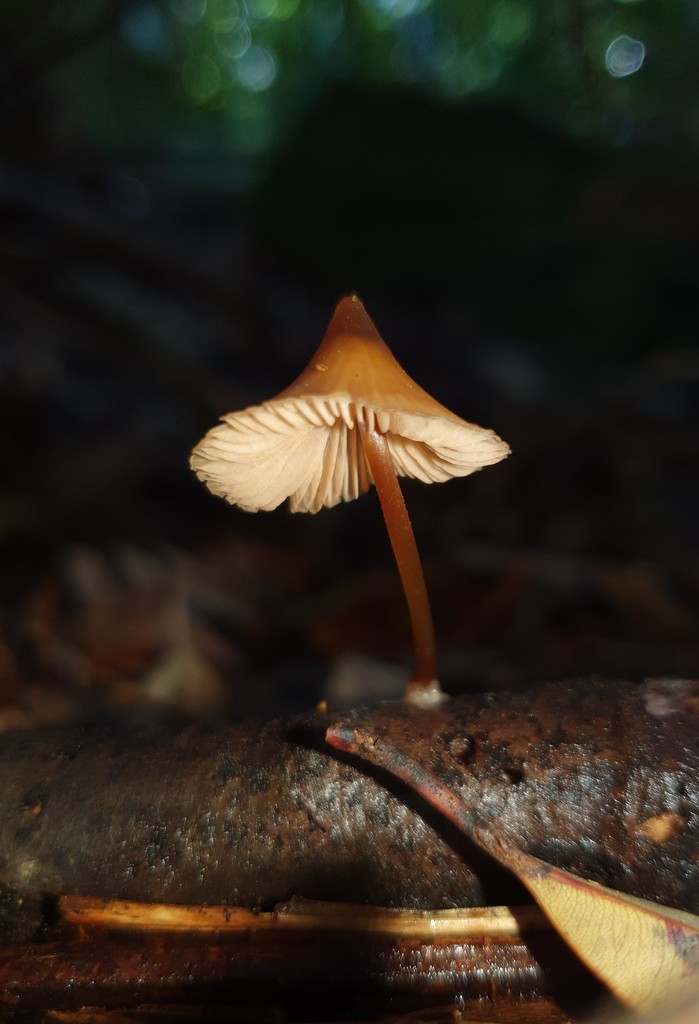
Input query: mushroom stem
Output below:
<box><xmin>358</xmin><ymin>420</ymin><xmax>442</xmax><ymax>704</ymax></box>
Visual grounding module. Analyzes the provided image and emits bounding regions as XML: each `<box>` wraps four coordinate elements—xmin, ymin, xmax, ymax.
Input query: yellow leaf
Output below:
<box><xmin>473</xmin><ymin>828</ymin><xmax>699</xmax><ymax>1010</ymax></box>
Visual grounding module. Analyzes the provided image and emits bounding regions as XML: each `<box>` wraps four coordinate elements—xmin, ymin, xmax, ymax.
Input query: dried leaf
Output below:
<box><xmin>325</xmin><ymin>721</ymin><xmax>699</xmax><ymax>1010</ymax></box>
<box><xmin>473</xmin><ymin>829</ymin><xmax>699</xmax><ymax>1010</ymax></box>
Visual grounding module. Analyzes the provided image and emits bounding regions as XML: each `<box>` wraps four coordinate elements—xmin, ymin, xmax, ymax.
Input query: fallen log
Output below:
<box><xmin>0</xmin><ymin>899</ymin><xmax>576</xmax><ymax>1015</ymax></box>
<box><xmin>0</xmin><ymin>677</ymin><xmax>697</xmax><ymax>946</ymax></box>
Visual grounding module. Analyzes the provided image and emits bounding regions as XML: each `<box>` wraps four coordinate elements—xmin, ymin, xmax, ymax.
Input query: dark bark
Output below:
<box><xmin>0</xmin><ymin>678</ymin><xmax>697</xmax><ymax>944</ymax></box>
<box><xmin>0</xmin><ymin>930</ymin><xmax>550</xmax><ymax>1012</ymax></box>
<box><xmin>0</xmin><ymin>898</ymin><xmax>604</xmax><ymax>1019</ymax></box>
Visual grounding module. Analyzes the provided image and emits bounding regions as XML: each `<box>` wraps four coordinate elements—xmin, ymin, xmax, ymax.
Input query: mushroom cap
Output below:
<box><xmin>190</xmin><ymin>295</ymin><xmax>510</xmax><ymax>513</ymax></box>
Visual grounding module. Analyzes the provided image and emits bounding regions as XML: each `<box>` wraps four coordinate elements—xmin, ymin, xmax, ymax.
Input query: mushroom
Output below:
<box><xmin>190</xmin><ymin>295</ymin><xmax>509</xmax><ymax>705</ymax></box>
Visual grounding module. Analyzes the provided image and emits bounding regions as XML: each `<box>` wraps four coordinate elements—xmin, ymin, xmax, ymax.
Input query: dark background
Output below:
<box><xmin>0</xmin><ymin>0</ymin><xmax>697</xmax><ymax>726</ymax></box>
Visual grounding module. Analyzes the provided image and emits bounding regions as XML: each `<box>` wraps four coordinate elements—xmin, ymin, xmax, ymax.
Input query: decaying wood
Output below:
<box><xmin>2</xmin><ymin>998</ymin><xmax>576</xmax><ymax>1024</ymax></box>
<box><xmin>56</xmin><ymin>894</ymin><xmax>547</xmax><ymax>938</ymax></box>
<box><xmin>0</xmin><ymin>895</ymin><xmax>592</xmax><ymax>1021</ymax></box>
<box><xmin>0</xmin><ymin>677</ymin><xmax>697</xmax><ymax>948</ymax></box>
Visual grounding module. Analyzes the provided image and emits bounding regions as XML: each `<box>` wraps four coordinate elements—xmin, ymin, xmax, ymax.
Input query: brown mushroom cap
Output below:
<box><xmin>190</xmin><ymin>295</ymin><xmax>510</xmax><ymax>514</ymax></box>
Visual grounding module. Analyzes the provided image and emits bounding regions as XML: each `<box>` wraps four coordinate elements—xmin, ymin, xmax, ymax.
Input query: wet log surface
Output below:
<box><xmin>0</xmin><ymin>920</ymin><xmax>557</xmax><ymax>1012</ymax></box>
<box><xmin>0</xmin><ymin>677</ymin><xmax>697</xmax><ymax>938</ymax></box>
<box><xmin>0</xmin><ymin>898</ymin><xmax>608</xmax><ymax>1021</ymax></box>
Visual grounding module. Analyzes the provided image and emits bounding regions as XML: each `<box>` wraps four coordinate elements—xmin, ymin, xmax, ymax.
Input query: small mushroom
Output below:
<box><xmin>191</xmin><ymin>295</ymin><xmax>509</xmax><ymax>705</ymax></box>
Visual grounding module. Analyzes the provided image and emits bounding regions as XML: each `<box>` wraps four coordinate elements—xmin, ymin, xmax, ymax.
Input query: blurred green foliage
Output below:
<box><xmin>2</xmin><ymin>0</ymin><xmax>696</xmax><ymax>181</ymax></box>
<box><xmin>1</xmin><ymin>0</ymin><xmax>697</xmax><ymax>372</ymax></box>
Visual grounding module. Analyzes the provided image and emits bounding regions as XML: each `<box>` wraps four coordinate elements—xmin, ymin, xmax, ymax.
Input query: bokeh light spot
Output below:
<box><xmin>310</xmin><ymin>0</ymin><xmax>346</xmax><ymax>47</ymax></box>
<box><xmin>391</xmin><ymin>12</ymin><xmax>435</xmax><ymax>83</ymax></box>
<box><xmin>182</xmin><ymin>53</ymin><xmax>222</xmax><ymax>102</ymax></box>
<box><xmin>440</xmin><ymin>44</ymin><xmax>502</xmax><ymax>97</ymax></box>
<box><xmin>277</xmin><ymin>0</ymin><xmax>300</xmax><ymax>18</ymax></box>
<box><xmin>171</xmin><ymin>0</ymin><xmax>207</xmax><ymax>26</ymax></box>
<box><xmin>372</xmin><ymin>0</ymin><xmax>428</xmax><ymax>19</ymax></box>
<box><xmin>490</xmin><ymin>1</ymin><xmax>533</xmax><ymax>48</ymax></box>
<box><xmin>217</xmin><ymin>24</ymin><xmax>252</xmax><ymax>60</ymax></box>
<box><xmin>605</xmin><ymin>35</ymin><xmax>645</xmax><ymax>77</ymax></box>
<box><xmin>235</xmin><ymin>45</ymin><xmax>278</xmax><ymax>91</ymax></box>
<box><xmin>251</xmin><ymin>0</ymin><xmax>299</xmax><ymax>19</ymax></box>
<box><xmin>207</xmin><ymin>0</ymin><xmax>243</xmax><ymax>31</ymax></box>
<box><xmin>121</xmin><ymin>4</ymin><xmax>172</xmax><ymax>60</ymax></box>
